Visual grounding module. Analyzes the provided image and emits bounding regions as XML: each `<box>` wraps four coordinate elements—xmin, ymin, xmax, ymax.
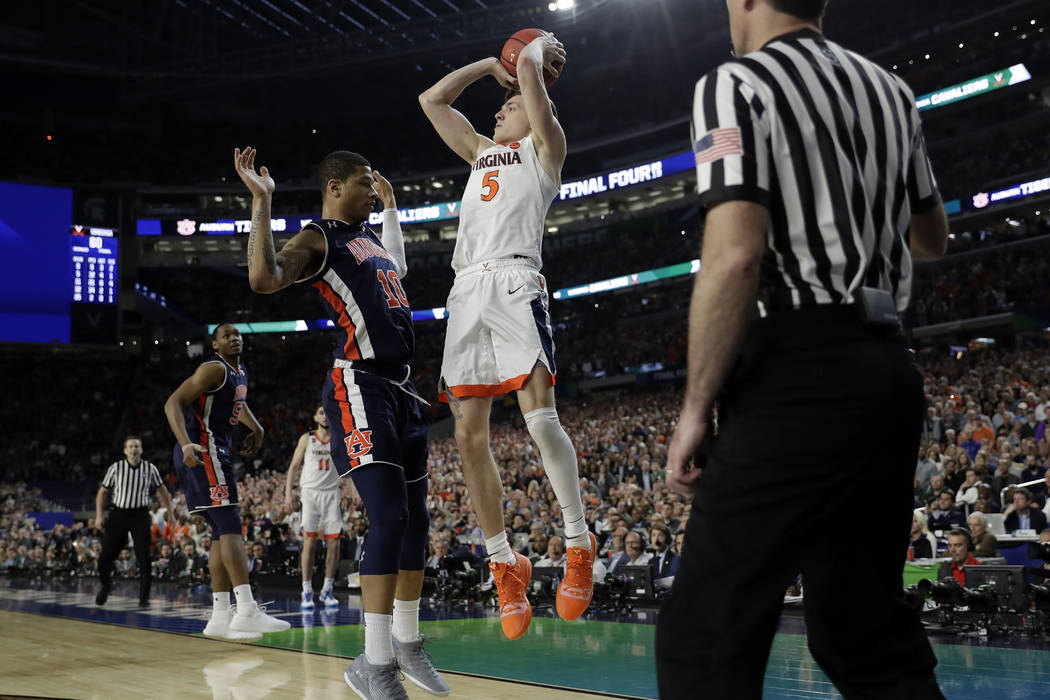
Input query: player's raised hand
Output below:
<box><xmin>372</xmin><ymin>170</ymin><xmax>397</xmax><ymax>210</ymax></box>
<box><xmin>233</xmin><ymin>146</ymin><xmax>275</xmax><ymax>198</ymax></box>
<box><xmin>534</xmin><ymin>32</ymin><xmax>566</xmax><ymax>78</ymax></box>
<box><xmin>490</xmin><ymin>59</ymin><xmax>519</xmax><ymax>91</ymax></box>
<box><xmin>181</xmin><ymin>443</ymin><xmax>203</xmax><ymax>468</ymax></box>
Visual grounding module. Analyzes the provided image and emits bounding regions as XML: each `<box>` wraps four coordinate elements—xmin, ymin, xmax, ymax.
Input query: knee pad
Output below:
<box><xmin>352</xmin><ymin>466</ymin><xmax>410</xmax><ymax>575</ymax></box>
<box><xmin>399</xmin><ymin>476</ymin><xmax>430</xmax><ymax>571</ymax></box>
<box><xmin>205</xmin><ymin>506</ymin><xmax>241</xmax><ymax>537</ymax></box>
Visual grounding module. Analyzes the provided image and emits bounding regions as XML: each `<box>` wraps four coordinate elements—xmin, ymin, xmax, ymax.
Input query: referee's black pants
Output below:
<box><xmin>656</xmin><ymin>306</ymin><xmax>943</xmax><ymax>700</ymax></box>
<box><xmin>98</xmin><ymin>507</ymin><xmax>153</xmax><ymax>601</ymax></box>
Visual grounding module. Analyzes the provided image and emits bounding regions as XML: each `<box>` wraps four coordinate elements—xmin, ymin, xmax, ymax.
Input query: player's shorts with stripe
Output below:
<box><xmin>439</xmin><ymin>258</ymin><xmax>555</xmax><ymax>402</ymax></box>
<box><xmin>322</xmin><ymin>363</ymin><xmax>428</xmax><ymax>482</ymax></box>
<box><xmin>172</xmin><ymin>442</ymin><xmax>238</xmax><ymax>514</ymax></box>
<box><xmin>301</xmin><ymin>486</ymin><xmax>342</xmax><ymax>538</ymax></box>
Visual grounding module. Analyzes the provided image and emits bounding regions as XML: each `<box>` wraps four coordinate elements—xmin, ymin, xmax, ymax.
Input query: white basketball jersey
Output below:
<box><xmin>452</xmin><ymin>135</ymin><xmax>560</xmax><ymax>272</ymax></box>
<box><xmin>299</xmin><ymin>431</ymin><xmax>338</xmax><ymax>490</ymax></box>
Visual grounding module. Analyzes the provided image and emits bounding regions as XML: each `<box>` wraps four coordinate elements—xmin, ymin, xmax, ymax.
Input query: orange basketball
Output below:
<box><xmin>500</xmin><ymin>27</ymin><xmax>562</xmax><ymax>87</ymax></box>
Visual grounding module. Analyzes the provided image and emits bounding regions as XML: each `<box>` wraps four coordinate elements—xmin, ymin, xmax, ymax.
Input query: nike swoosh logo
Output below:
<box><xmin>508</xmin><ymin>285</ymin><xmax>526</xmax><ymax>295</ymax></box>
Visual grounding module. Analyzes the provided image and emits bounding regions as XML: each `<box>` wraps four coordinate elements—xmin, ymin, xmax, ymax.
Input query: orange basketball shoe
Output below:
<box><xmin>489</xmin><ymin>552</ymin><xmax>533</xmax><ymax>640</ymax></box>
<box><xmin>556</xmin><ymin>532</ymin><xmax>597</xmax><ymax>620</ymax></box>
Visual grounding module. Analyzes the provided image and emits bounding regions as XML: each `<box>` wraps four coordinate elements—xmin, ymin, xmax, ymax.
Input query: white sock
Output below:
<box><xmin>364</xmin><ymin>612</ymin><xmax>393</xmax><ymax>665</ymax></box>
<box><xmin>302</xmin><ymin>580</ymin><xmax>313</xmax><ymax>594</ymax></box>
<box><xmin>233</xmin><ymin>584</ymin><xmax>255</xmax><ymax>611</ymax></box>
<box><xmin>212</xmin><ymin>591</ymin><xmax>230</xmax><ymax>618</ymax></box>
<box><xmin>524</xmin><ymin>408</ymin><xmax>586</xmax><ymax>542</ymax></box>
<box><xmin>392</xmin><ymin>598</ymin><xmax>420</xmax><ymax>643</ymax></box>
<box><xmin>485</xmin><ymin>532</ymin><xmax>516</xmax><ymax>565</ymax></box>
<box><xmin>323</xmin><ymin>577</ymin><xmax>335</xmax><ymax>592</ymax></box>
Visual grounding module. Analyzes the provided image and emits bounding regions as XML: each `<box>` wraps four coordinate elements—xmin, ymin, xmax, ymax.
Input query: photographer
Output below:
<box><xmin>937</xmin><ymin>530</ymin><xmax>980</xmax><ymax>586</ymax></box>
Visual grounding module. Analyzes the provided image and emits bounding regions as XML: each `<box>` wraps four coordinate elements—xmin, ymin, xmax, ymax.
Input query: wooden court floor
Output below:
<box><xmin>0</xmin><ymin>610</ymin><xmax>618</xmax><ymax>700</ymax></box>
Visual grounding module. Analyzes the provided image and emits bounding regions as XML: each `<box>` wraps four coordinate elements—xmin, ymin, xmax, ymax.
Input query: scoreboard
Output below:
<box><xmin>0</xmin><ymin>181</ymin><xmax>119</xmax><ymax>344</ymax></box>
<box><xmin>71</xmin><ymin>226</ymin><xmax>118</xmax><ymax>305</ymax></box>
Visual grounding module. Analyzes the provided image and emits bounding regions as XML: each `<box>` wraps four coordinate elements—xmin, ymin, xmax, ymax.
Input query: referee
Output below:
<box><xmin>95</xmin><ymin>435</ymin><xmax>173</xmax><ymax>607</ymax></box>
<box><xmin>658</xmin><ymin>1</ymin><xmax>947</xmax><ymax>699</ymax></box>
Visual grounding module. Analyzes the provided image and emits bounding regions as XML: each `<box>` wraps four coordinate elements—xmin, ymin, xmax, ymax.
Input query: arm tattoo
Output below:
<box><xmin>247</xmin><ymin>208</ymin><xmax>276</xmax><ymax>273</ymax></box>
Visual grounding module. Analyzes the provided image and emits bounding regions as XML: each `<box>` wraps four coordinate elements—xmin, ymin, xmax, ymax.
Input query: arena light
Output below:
<box><xmin>551</xmin><ymin>259</ymin><xmax>700</xmax><ymax>300</ymax></box>
<box><xmin>914</xmin><ymin>63</ymin><xmax>1031</xmax><ymax>111</ymax></box>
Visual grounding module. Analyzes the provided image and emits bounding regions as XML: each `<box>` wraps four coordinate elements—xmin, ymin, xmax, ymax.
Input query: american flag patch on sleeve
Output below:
<box><xmin>693</xmin><ymin>127</ymin><xmax>743</xmax><ymax>166</ymax></box>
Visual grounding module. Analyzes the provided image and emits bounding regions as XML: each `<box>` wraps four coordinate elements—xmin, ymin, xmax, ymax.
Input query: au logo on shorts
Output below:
<box><xmin>209</xmin><ymin>485</ymin><xmax>230</xmax><ymax>501</ymax></box>
<box><xmin>345</xmin><ymin>429</ymin><xmax>374</xmax><ymax>460</ymax></box>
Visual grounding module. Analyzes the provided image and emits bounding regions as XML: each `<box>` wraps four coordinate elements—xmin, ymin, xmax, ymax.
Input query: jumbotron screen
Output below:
<box><xmin>0</xmin><ymin>181</ymin><xmax>118</xmax><ymax>344</ymax></box>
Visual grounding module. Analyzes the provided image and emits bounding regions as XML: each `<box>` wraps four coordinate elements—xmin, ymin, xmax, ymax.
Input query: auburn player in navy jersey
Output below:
<box><xmin>234</xmin><ymin>146</ymin><xmax>447</xmax><ymax>700</ymax></box>
<box><xmin>163</xmin><ymin>323</ymin><xmax>291</xmax><ymax>641</ymax></box>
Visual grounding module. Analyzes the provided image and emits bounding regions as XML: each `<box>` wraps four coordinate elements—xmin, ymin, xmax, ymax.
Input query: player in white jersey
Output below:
<box><xmin>420</xmin><ymin>32</ymin><xmax>598</xmax><ymax>641</ymax></box>
<box><xmin>285</xmin><ymin>405</ymin><xmax>342</xmax><ymax>610</ymax></box>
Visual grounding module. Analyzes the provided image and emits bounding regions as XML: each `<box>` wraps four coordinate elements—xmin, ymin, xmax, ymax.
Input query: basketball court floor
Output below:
<box><xmin>2</xmin><ymin>577</ymin><xmax>1049</xmax><ymax>699</ymax></box>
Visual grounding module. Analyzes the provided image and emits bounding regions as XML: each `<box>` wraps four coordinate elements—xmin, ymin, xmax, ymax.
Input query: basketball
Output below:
<box><xmin>500</xmin><ymin>27</ymin><xmax>563</xmax><ymax>87</ymax></box>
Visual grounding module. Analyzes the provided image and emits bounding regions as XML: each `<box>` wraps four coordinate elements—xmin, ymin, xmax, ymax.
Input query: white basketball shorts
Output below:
<box><xmin>300</xmin><ymin>486</ymin><xmax>342</xmax><ymax>538</ymax></box>
<box><xmin>439</xmin><ymin>258</ymin><xmax>556</xmax><ymax>402</ymax></box>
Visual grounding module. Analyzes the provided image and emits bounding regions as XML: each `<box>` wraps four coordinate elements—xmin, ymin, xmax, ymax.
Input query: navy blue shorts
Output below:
<box><xmin>322</xmin><ymin>367</ymin><xmax>428</xmax><ymax>482</ymax></box>
<box><xmin>172</xmin><ymin>442</ymin><xmax>239</xmax><ymax>514</ymax></box>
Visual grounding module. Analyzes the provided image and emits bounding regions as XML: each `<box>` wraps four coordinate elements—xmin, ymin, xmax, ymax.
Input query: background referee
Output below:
<box><xmin>95</xmin><ymin>435</ymin><xmax>173</xmax><ymax>607</ymax></box>
<box><xmin>659</xmin><ymin>1</ymin><xmax>948</xmax><ymax>698</ymax></box>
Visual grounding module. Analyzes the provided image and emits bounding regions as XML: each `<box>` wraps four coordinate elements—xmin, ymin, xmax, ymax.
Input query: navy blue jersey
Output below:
<box><xmin>299</xmin><ymin>219</ymin><xmax>415</xmax><ymax>364</ymax></box>
<box><xmin>183</xmin><ymin>353</ymin><xmax>247</xmax><ymax>456</ymax></box>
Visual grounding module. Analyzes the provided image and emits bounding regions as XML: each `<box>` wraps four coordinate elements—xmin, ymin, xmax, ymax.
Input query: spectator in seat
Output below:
<box><xmin>605</xmin><ymin>527</ymin><xmax>630</xmax><ymax>570</ymax></box>
<box><xmin>649</xmin><ymin>524</ymin><xmax>678</xmax><ymax>587</ymax></box>
<box><xmin>535</xmin><ymin>536</ymin><xmax>567</xmax><ymax>568</ymax></box>
<box><xmin>909</xmin><ymin>511</ymin><xmax>936</xmax><ymax>559</ymax></box>
<box><xmin>990</xmin><ymin>456</ymin><xmax>1019</xmax><ymax>496</ymax></box>
<box><xmin>247</xmin><ymin>541</ymin><xmax>266</xmax><ymax>575</ymax></box>
<box><xmin>609</xmin><ymin>530</ymin><xmax>651</xmax><ymax>575</ymax></box>
<box><xmin>915</xmin><ymin>446</ymin><xmax>939</xmax><ymax>491</ymax></box>
<box><xmin>967</xmin><ymin>512</ymin><xmax>997</xmax><ymax>557</ymax></box>
<box><xmin>1004</xmin><ymin>488</ymin><xmax>1048</xmax><ymax>533</ymax></box>
<box><xmin>928</xmin><ymin>491</ymin><xmax>966</xmax><ymax>531</ymax></box>
<box><xmin>955</xmin><ymin>468</ymin><xmax>986</xmax><ymax>512</ymax></box>
<box><xmin>1020</xmin><ymin>455</ymin><xmax>1047</xmax><ymax>486</ymax></box>
<box><xmin>936</xmin><ymin>530</ymin><xmax>980</xmax><ymax>586</ymax></box>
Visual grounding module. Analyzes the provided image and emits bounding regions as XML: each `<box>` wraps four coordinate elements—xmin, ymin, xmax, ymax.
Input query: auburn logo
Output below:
<box><xmin>209</xmin><ymin>485</ymin><xmax>229</xmax><ymax>501</ymax></box>
<box><xmin>345</xmin><ymin>429</ymin><xmax>374</xmax><ymax>460</ymax></box>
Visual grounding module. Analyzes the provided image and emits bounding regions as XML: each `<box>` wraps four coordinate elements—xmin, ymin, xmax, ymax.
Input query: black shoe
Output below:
<box><xmin>96</xmin><ymin>587</ymin><xmax>109</xmax><ymax>606</ymax></box>
<box><xmin>138</xmin><ymin>598</ymin><xmax>150</xmax><ymax>608</ymax></box>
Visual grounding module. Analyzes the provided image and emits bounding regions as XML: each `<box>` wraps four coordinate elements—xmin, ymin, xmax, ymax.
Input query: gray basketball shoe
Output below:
<box><xmin>393</xmin><ymin>636</ymin><xmax>450</xmax><ymax>696</ymax></box>
<box><xmin>344</xmin><ymin>654</ymin><xmax>409</xmax><ymax>700</ymax></box>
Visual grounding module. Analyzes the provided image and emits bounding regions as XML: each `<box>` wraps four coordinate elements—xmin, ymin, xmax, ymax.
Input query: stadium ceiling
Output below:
<box><xmin>0</xmin><ymin>0</ymin><xmax>613</xmax><ymax>91</ymax></box>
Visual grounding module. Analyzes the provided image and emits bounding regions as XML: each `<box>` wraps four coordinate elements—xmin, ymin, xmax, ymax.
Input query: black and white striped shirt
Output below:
<box><xmin>691</xmin><ymin>28</ymin><xmax>939</xmax><ymax>315</ymax></box>
<box><xmin>101</xmin><ymin>459</ymin><xmax>163</xmax><ymax>509</ymax></box>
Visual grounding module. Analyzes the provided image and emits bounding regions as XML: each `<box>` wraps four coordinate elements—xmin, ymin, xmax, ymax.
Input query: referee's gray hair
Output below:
<box><xmin>122</xmin><ymin>434</ymin><xmax>142</xmax><ymax>447</ymax></box>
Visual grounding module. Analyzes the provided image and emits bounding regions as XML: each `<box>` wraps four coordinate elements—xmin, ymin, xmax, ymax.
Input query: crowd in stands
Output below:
<box><xmin>907</xmin><ymin>217</ymin><xmax>1050</xmax><ymax>327</ymax></box>
<box><xmin>909</xmin><ymin>345</ymin><xmax>1050</xmax><ymax>563</ymax></box>
<box><xmin>7</xmin><ymin>337</ymin><xmax>1050</xmax><ymax>597</ymax></box>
